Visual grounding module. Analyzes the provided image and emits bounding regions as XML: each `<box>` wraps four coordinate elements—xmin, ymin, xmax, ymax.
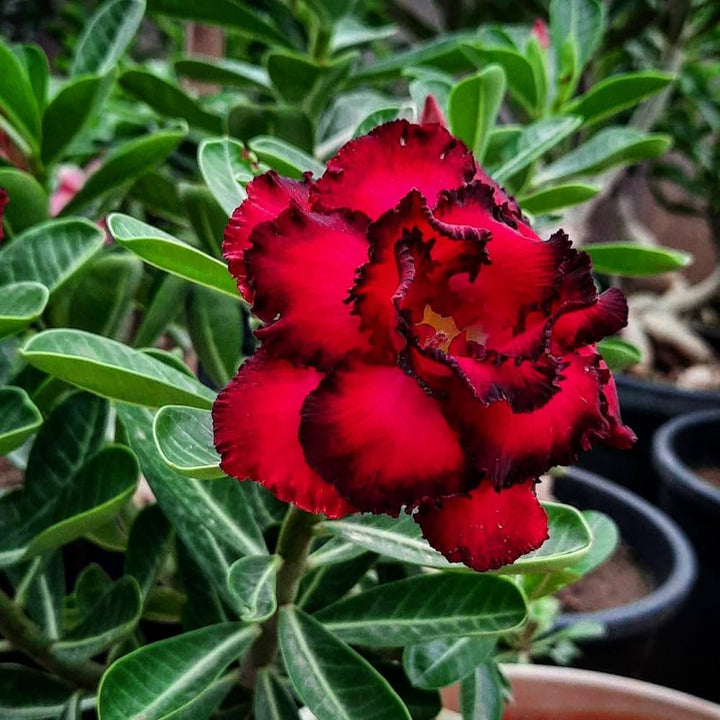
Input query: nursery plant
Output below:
<box><xmin>0</xmin><ymin>0</ymin><xmax>700</xmax><ymax>719</ymax></box>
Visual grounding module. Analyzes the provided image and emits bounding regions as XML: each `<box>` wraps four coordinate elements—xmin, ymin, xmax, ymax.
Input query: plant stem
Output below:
<box><xmin>240</xmin><ymin>506</ymin><xmax>319</xmax><ymax>688</ymax></box>
<box><xmin>0</xmin><ymin>587</ymin><xmax>104</xmax><ymax>690</ymax></box>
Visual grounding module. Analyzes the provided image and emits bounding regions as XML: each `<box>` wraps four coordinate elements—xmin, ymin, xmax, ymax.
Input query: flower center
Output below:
<box><xmin>419</xmin><ymin>306</ymin><xmax>487</xmax><ymax>354</ymax></box>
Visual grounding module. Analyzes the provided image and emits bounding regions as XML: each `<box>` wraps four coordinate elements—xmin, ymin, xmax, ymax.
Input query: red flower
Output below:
<box><xmin>213</xmin><ymin>121</ymin><xmax>635</xmax><ymax>571</ymax></box>
<box><xmin>532</xmin><ymin>18</ymin><xmax>550</xmax><ymax>49</ymax></box>
<box><xmin>0</xmin><ymin>188</ymin><xmax>7</xmax><ymax>241</ymax></box>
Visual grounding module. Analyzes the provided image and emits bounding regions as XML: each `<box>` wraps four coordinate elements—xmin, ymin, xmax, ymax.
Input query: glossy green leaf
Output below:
<box><xmin>132</xmin><ymin>274</ymin><xmax>186</xmax><ymax>348</ymax></box>
<box><xmin>249</xmin><ymin>136</ymin><xmax>324</xmax><ymax>179</ymax></box>
<box><xmin>0</xmin><ymin>167</ymin><xmax>48</xmax><ymax>232</ymax></box>
<box><xmin>198</xmin><ymin>137</ymin><xmax>253</xmax><ymax>216</ymax></box>
<box><xmin>227</xmin><ymin>554</ymin><xmax>280</xmax><ymax>622</ymax></box>
<box><xmin>331</xmin><ymin>18</ymin><xmax>397</xmax><ymax>52</ymax></box>
<box><xmin>572</xmin><ymin>509</ymin><xmax>620</xmax><ymax>575</ymax></box>
<box><xmin>186</xmin><ymin>285</ymin><xmax>243</xmax><ymax>387</ymax></box>
<box><xmin>61</xmin><ymin>126</ymin><xmax>187</xmax><ymax>215</ymax></box>
<box><xmin>14</xmin><ymin>553</ymin><xmax>65</xmax><ymax>639</ymax></box>
<box><xmin>448</xmin><ymin>65</ymin><xmax>505</xmax><ymax>162</ymax></box>
<box><xmin>130</xmin><ymin>171</ymin><xmax>184</xmax><ymax>221</ymax></box>
<box><xmin>107</xmin><ymin>213</ymin><xmax>239</xmax><ymax>300</ymax></box>
<box><xmin>75</xmin><ymin>564</ymin><xmax>113</xmax><ymax>616</ymax></box>
<box><xmin>119</xmin><ymin>69</ymin><xmax>223</xmax><ymax>134</ymax></box>
<box><xmin>54</xmin><ymin>576</ymin><xmax>142</xmax><ymax>663</ymax></box>
<box><xmin>460</xmin><ymin>663</ymin><xmax>504</xmax><ymax>720</ymax></box>
<box><xmin>583</xmin><ymin>242</ymin><xmax>691</xmax><ymax>277</ymax></box>
<box><xmin>0</xmin><ymin>40</ymin><xmax>41</xmax><ymax>151</ymax></box>
<box><xmin>567</xmin><ymin>72</ymin><xmax>674</xmax><ymax>126</ymax></box>
<box><xmin>41</xmin><ymin>74</ymin><xmax>107</xmax><ymax>165</ymax></box>
<box><xmin>15</xmin><ymin>44</ymin><xmax>49</xmax><ymax>110</ymax></box>
<box><xmin>535</xmin><ymin>128</ymin><xmax>672</xmax><ymax>185</ymax></box>
<box><xmin>98</xmin><ymin>623</ymin><xmax>258</xmax><ymax>720</ymax></box>
<box><xmin>279</xmin><ymin>607</ymin><xmax>411</xmax><ymax>720</ymax></box>
<box><xmin>71</xmin><ymin>0</ymin><xmax>145</xmax><ymax>76</ymax></box>
<box><xmin>179</xmin><ymin>185</ymin><xmax>226</xmax><ymax>257</ymax></box>
<box><xmin>403</xmin><ymin>636</ymin><xmax>496</xmax><ymax>690</ymax></box>
<box><xmin>21</xmin><ymin>329</ymin><xmax>215</xmax><ymax>408</ymax></box>
<box><xmin>254</xmin><ymin>668</ymin><xmax>299</xmax><ymax>720</ymax></box>
<box><xmin>353</xmin><ymin>107</ymin><xmax>406</xmax><ymax>137</ymax></box>
<box><xmin>153</xmin><ymin>405</ymin><xmax>222</xmax><ymax>479</ymax></box>
<box><xmin>147</xmin><ymin>0</ymin><xmax>290</xmax><ymax>46</ymax></box>
<box><xmin>519</xmin><ymin>183</ymin><xmax>600</xmax><ymax>214</ymax></box>
<box><xmin>0</xmin><ymin>218</ymin><xmax>104</xmax><ymax>293</ymax></box>
<box><xmin>175</xmin><ymin>57</ymin><xmax>271</xmax><ymax>91</ymax></box>
<box><xmin>117</xmin><ymin>405</ymin><xmax>267</xmax><ymax>576</ymax></box>
<box><xmin>0</xmin><ymin>665</ymin><xmax>73</xmax><ymax>719</ymax></box>
<box><xmin>314</xmin><ymin>574</ymin><xmax>527</xmax><ymax>647</ymax></box>
<box><xmin>125</xmin><ymin>504</ymin><xmax>173</xmax><ymax>600</ymax></box>
<box><xmin>492</xmin><ymin>115</ymin><xmax>582</xmax><ymax>183</ymax></box>
<box><xmin>0</xmin><ymin>282</ymin><xmax>48</xmax><ymax>340</ymax></box>
<box><xmin>463</xmin><ymin>45</ymin><xmax>537</xmax><ymax>115</ymax></box>
<box><xmin>0</xmin><ymin>386</ymin><xmax>42</xmax><ymax>455</ymax></box>
<box><xmin>307</xmin><ymin>537</ymin><xmax>368</xmax><ymax>568</ymax></box>
<box><xmin>228</xmin><ymin>104</ymin><xmax>313</xmax><ymax>153</ymax></box>
<box><xmin>597</xmin><ymin>337</ymin><xmax>642</xmax><ymax>371</ymax></box>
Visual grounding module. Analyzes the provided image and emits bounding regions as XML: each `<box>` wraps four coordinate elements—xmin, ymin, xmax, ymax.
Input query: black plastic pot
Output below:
<box><xmin>577</xmin><ymin>374</ymin><xmax>720</xmax><ymax>501</ymax></box>
<box><xmin>652</xmin><ymin>411</ymin><xmax>720</xmax><ymax>702</ymax></box>
<box><xmin>552</xmin><ymin>467</ymin><xmax>697</xmax><ymax>691</ymax></box>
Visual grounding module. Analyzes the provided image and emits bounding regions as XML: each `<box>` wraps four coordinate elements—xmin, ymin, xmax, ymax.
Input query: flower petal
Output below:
<box><xmin>299</xmin><ymin>361</ymin><xmax>465</xmax><ymax>515</ymax></box>
<box><xmin>311</xmin><ymin>120</ymin><xmax>476</xmax><ymax>220</ymax></box>
<box><xmin>246</xmin><ymin>204</ymin><xmax>372</xmax><ymax>370</ymax></box>
<box><xmin>213</xmin><ymin>351</ymin><xmax>355</xmax><ymax>519</ymax></box>
<box><xmin>449</xmin><ymin>351</ymin><xmax>626</xmax><ymax>487</ymax></box>
<box><xmin>415</xmin><ymin>479</ymin><xmax>549</xmax><ymax>571</ymax></box>
<box><xmin>223</xmin><ymin>171</ymin><xmax>311</xmax><ymax>302</ymax></box>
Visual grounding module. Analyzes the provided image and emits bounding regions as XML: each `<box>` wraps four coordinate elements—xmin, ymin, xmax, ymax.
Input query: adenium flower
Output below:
<box><xmin>213</xmin><ymin>120</ymin><xmax>635</xmax><ymax>572</ymax></box>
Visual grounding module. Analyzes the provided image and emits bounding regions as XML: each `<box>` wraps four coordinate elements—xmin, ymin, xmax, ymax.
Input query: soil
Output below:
<box><xmin>557</xmin><ymin>543</ymin><xmax>655</xmax><ymax>613</ymax></box>
<box><xmin>694</xmin><ymin>465</ymin><xmax>720</xmax><ymax>490</ymax></box>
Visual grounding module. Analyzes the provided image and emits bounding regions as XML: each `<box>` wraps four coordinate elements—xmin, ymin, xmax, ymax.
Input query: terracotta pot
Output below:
<box><xmin>441</xmin><ymin>664</ymin><xmax>720</xmax><ymax>720</ymax></box>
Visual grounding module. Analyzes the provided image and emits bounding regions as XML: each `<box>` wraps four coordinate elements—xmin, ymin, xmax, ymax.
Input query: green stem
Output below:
<box><xmin>0</xmin><ymin>587</ymin><xmax>104</xmax><ymax>691</ymax></box>
<box><xmin>14</xmin><ymin>556</ymin><xmax>45</xmax><ymax>610</ymax></box>
<box><xmin>240</xmin><ymin>506</ymin><xmax>319</xmax><ymax>687</ymax></box>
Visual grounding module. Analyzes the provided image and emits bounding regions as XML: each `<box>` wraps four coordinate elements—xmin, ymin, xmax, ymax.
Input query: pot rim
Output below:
<box><xmin>616</xmin><ymin>372</ymin><xmax>720</xmax><ymax>403</ymax></box>
<box><xmin>653</xmin><ymin>409</ymin><xmax>720</xmax><ymax>508</ymax></box>
<box><xmin>554</xmin><ymin>467</ymin><xmax>697</xmax><ymax>637</ymax></box>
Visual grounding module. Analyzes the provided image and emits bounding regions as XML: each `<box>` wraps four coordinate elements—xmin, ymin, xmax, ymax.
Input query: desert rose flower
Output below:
<box><xmin>213</xmin><ymin>120</ymin><xmax>635</xmax><ymax>572</ymax></box>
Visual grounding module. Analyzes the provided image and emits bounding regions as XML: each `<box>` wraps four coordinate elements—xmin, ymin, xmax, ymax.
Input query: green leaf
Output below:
<box><xmin>0</xmin><ymin>167</ymin><xmax>48</xmax><ymax>233</ymax></box>
<box><xmin>132</xmin><ymin>274</ymin><xmax>186</xmax><ymax>348</ymax></box>
<box><xmin>98</xmin><ymin>623</ymin><xmax>258</xmax><ymax>720</ymax></box>
<box><xmin>597</xmin><ymin>337</ymin><xmax>642</xmax><ymax>371</ymax></box>
<box><xmin>460</xmin><ymin>663</ymin><xmax>504</xmax><ymax>720</ymax></box>
<box><xmin>55</xmin><ymin>252</ymin><xmax>143</xmax><ymax>339</ymax></box>
<box><xmin>228</xmin><ymin>104</ymin><xmax>313</xmax><ymax>153</ymax></box>
<box><xmin>0</xmin><ymin>282</ymin><xmax>48</xmax><ymax>340</ymax></box>
<box><xmin>72</xmin><ymin>0</ymin><xmax>145</xmax><ymax>76</ymax></box>
<box><xmin>331</xmin><ymin>18</ymin><xmax>397</xmax><ymax>52</ymax></box>
<box><xmin>130</xmin><ymin>171</ymin><xmax>184</xmax><ymax>221</ymax></box>
<box><xmin>403</xmin><ymin>636</ymin><xmax>496</xmax><ymax>690</ymax></box>
<box><xmin>153</xmin><ymin>405</ymin><xmax>222</xmax><ymax>479</ymax></box>
<box><xmin>186</xmin><ymin>285</ymin><xmax>243</xmax><ymax>387</ymax></box>
<box><xmin>15</xmin><ymin>45</ymin><xmax>49</xmax><ymax>110</ymax></box>
<box><xmin>307</xmin><ymin>537</ymin><xmax>367</xmax><ymax>568</ymax></box>
<box><xmin>198</xmin><ymin>137</ymin><xmax>254</xmax><ymax>216</ymax></box>
<box><xmin>107</xmin><ymin>214</ymin><xmax>239</xmax><ymax>300</ymax></box>
<box><xmin>180</xmin><ymin>185</ymin><xmax>226</xmax><ymax>257</ymax></box>
<box><xmin>175</xmin><ymin>57</ymin><xmax>271</xmax><ymax>92</ymax></box>
<box><xmin>518</xmin><ymin>183</ymin><xmax>599</xmax><ymax>215</ymax></box>
<box><xmin>0</xmin><ymin>40</ymin><xmax>41</xmax><ymax>151</ymax></box>
<box><xmin>16</xmin><ymin>553</ymin><xmax>65</xmax><ymax>639</ymax></box>
<box><xmin>117</xmin><ymin>404</ymin><xmax>267</xmax><ymax>572</ymax></box>
<box><xmin>534</xmin><ymin>128</ymin><xmax>672</xmax><ymax>185</ymax></box>
<box><xmin>61</xmin><ymin>126</ymin><xmax>187</xmax><ymax>215</ymax></box>
<box><xmin>54</xmin><ymin>576</ymin><xmax>142</xmax><ymax>663</ymax></box>
<box><xmin>492</xmin><ymin>115</ymin><xmax>582</xmax><ymax>184</ymax></box>
<box><xmin>21</xmin><ymin>329</ymin><xmax>215</xmax><ymax>408</ymax></box>
<box><xmin>0</xmin><ymin>218</ymin><xmax>104</xmax><ymax>293</ymax></box>
<box><xmin>147</xmin><ymin>0</ymin><xmax>290</xmax><ymax>47</ymax></box>
<box><xmin>119</xmin><ymin>69</ymin><xmax>223</xmax><ymax>134</ymax></box>
<box><xmin>353</xmin><ymin>107</ymin><xmax>406</xmax><ymax>137</ymax></box>
<box><xmin>314</xmin><ymin>574</ymin><xmax>526</xmax><ymax>647</ymax></box>
<box><xmin>572</xmin><ymin>509</ymin><xmax>620</xmax><ymax>575</ymax></box>
<box><xmin>463</xmin><ymin>45</ymin><xmax>537</xmax><ymax>115</ymax></box>
<box><xmin>249</xmin><ymin>136</ymin><xmax>324</xmax><ymax>179</ymax></box>
<box><xmin>298</xmin><ymin>552</ymin><xmax>376</xmax><ymax>613</ymax></box>
<box><xmin>583</xmin><ymin>242</ymin><xmax>691</xmax><ymax>277</ymax></box>
<box><xmin>0</xmin><ymin>665</ymin><xmax>73</xmax><ymax>719</ymax></box>
<box><xmin>550</xmin><ymin>0</ymin><xmax>604</xmax><ymax>102</ymax></box>
<box><xmin>125</xmin><ymin>504</ymin><xmax>173</xmax><ymax>600</ymax></box>
<box><xmin>253</xmin><ymin>668</ymin><xmax>299</xmax><ymax>720</ymax></box>
<box><xmin>279</xmin><ymin>607</ymin><xmax>411</xmax><ymax>720</ymax></box>
<box><xmin>227</xmin><ymin>554</ymin><xmax>280</xmax><ymax>622</ymax></box>
<box><xmin>448</xmin><ymin>65</ymin><xmax>506</xmax><ymax>163</ymax></box>
<box><xmin>567</xmin><ymin>72</ymin><xmax>674</xmax><ymax>126</ymax></box>
<box><xmin>0</xmin><ymin>385</ymin><xmax>42</xmax><ymax>455</ymax></box>
<box><xmin>41</xmin><ymin>74</ymin><xmax>108</xmax><ymax>166</ymax></box>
